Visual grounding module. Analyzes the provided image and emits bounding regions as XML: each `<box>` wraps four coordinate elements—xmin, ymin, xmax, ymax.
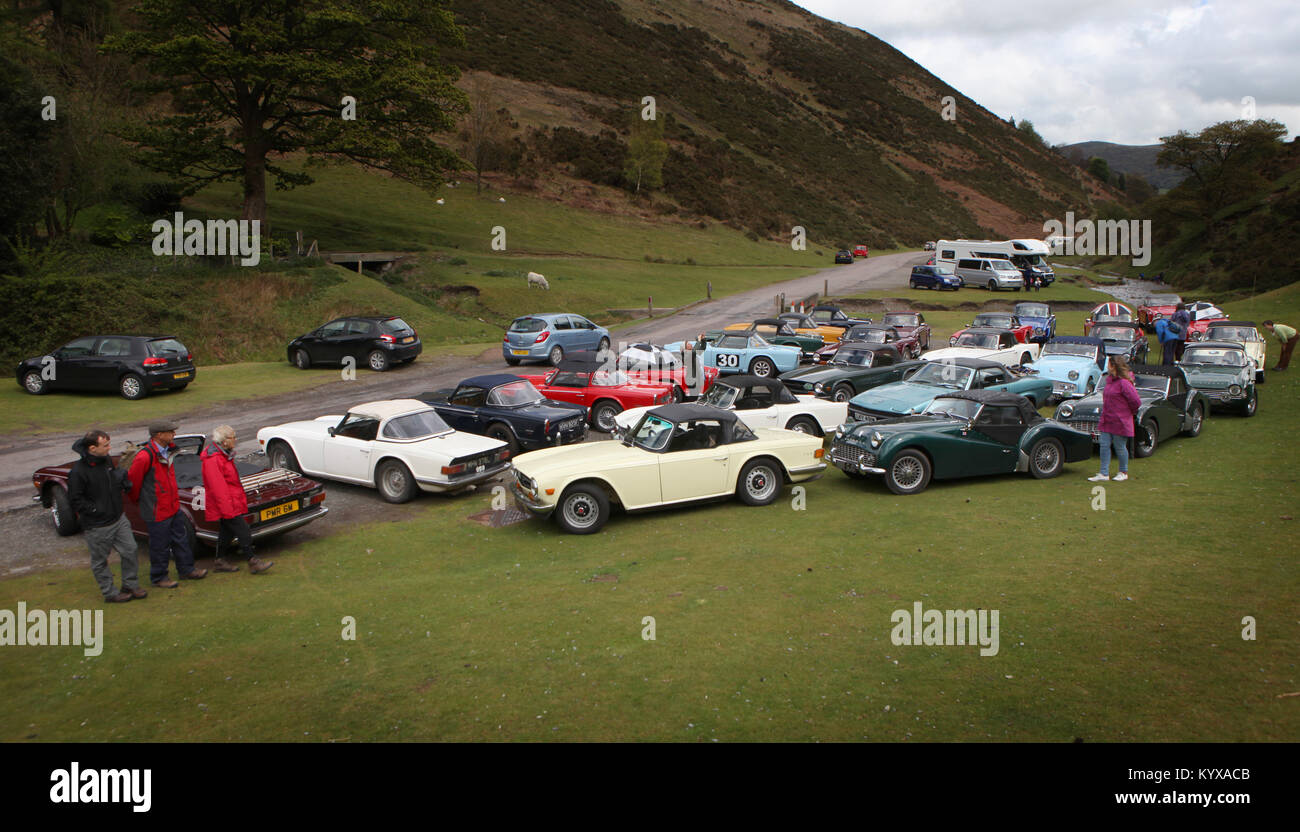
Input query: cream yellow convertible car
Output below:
<box><xmin>510</xmin><ymin>403</ymin><xmax>827</xmax><ymax>534</ymax></box>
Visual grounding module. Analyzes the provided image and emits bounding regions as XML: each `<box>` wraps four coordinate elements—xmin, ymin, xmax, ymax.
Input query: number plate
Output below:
<box><xmin>260</xmin><ymin>500</ymin><xmax>299</xmax><ymax>522</ymax></box>
<box><xmin>475</xmin><ymin>464</ymin><xmax>485</xmax><ymax>473</ymax></box>
<box><xmin>511</xmin><ymin>349</ymin><xmax>529</xmax><ymax>356</ymax></box>
<box><xmin>173</xmin><ymin>371</ymin><xmax>190</xmax><ymax>379</ymax></box>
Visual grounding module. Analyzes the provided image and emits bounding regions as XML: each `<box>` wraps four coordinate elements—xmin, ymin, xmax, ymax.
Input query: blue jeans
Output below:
<box><xmin>147</xmin><ymin>512</ymin><xmax>196</xmax><ymax>582</ymax></box>
<box><xmin>1098</xmin><ymin>432</ymin><xmax>1129</xmax><ymax>476</ymax></box>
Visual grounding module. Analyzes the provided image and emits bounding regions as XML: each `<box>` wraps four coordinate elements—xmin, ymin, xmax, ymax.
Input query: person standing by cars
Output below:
<box><xmin>201</xmin><ymin>425</ymin><xmax>274</xmax><ymax>575</ymax></box>
<box><xmin>1263</xmin><ymin>320</ymin><xmax>1297</xmax><ymax>370</ymax></box>
<box><xmin>68</xmin><ymin>430</ymin><xmax>145</xmax><ymax>603</ymax></box>
<box><xmin>1171</xmin><ymin>303</ymin><xmax>1191</xmax><ymax>360</ymax></box>
<box><xmin>1089</xmin><ymin>357</ymin><xmax>1141</xmax><ymax>483</ymax></box>
<box><xmin>1154</xmin><ymin>317</ymin><xmax>1178</xmax><ymax>365</ymax></box>
<box><xmin>128</xmin><ymin>421</ymin><xmax>207</xmax><ymax>587</ymax></box>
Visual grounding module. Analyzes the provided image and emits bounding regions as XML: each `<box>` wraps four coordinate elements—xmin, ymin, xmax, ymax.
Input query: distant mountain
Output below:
<box><xmin>444</xmin><ymin>0</ymin><xmax>1117</xmax><ymax>246</ymax></box>
<box><xmin>1058</xmin><ymin>141</ymin><xmax>1186</xmax><ymax>191</ymax></box>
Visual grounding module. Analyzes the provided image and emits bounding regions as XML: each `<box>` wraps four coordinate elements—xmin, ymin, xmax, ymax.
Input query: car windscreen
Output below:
<box><xmin>1205</xmin><ymin>326</ymin><xmax>1259</xmax><ymax>342</ymax></box>
<box><xmin>922</xmin><ymin>398</ymin><xmax>981</xmax><ymax>420</ymax></box>
<box><xmin>698</xmin><ymin>384</ymin><xmax>738</xmax><ymax>408</ymax></box>
<box><xmin>509</xmin><ymin>318</ymin><xmax>545</xmax><ymax>333</ymax></box>
<box><xmin>1182</xmin><ymin>348</ymin><xmax>1245</xmax><ymax>366</ymax></box>
<box><xmin>975</xmin><ymin>316</ymin><xmax>1013</xmax><ymax>328</ymax></box>
<box><xmin>954</xmin><ymin>333</ymin><xmax>998</xmax><ymax>349</ymax></box>
<box><xmin>910</xmin><ymin>363</ymin><xmax>972</xmax><ymax>389</ymax></box>
<box><xmin>1016</xmin><ymin>304</ymin><xmax>1049</xmax><ymax>317</ymax></box>
<box><xmin>832</xmin><ymin>349</ymin><xmax>873</xmax><ymax>366</ymax></box>
<box><xmin>487</xmin><ymin>381</ymin><xmax>544</xmax><ymax>406</ymax></box>
<box><xmin>931</xmin><ymin>265</ymin><xmax>955</xmax><ymax>275</ymax></box>
<box><xmin>1093</xmin><ymin>326</ymin><xmax>1138</xmax><ymax>341</ymax></box>
<box><xmin>882</xmin><ymin>315</ymin><xmax>917</xmax><ymax>327</ymax></box>
<box><xmin>381</xmin><ymin>318</ymin><xmax>412</xmax><ymax>333</ymax></box>
<box><xmin>850</xmin><ymin>328</ymin><xmax>888</xmax><ymax>343</ymax></box>
<box><xmin>632</xmin><ymin>414</ymin><xmax>674</xmax><ymax>451</ymax></box>
<box><xmin>590</xmin><ymin>370</ymin><xmax>630</xmax><ymax>387</ymax></box>
<box><xmin>148</xmin><ymin>338</ymin><xmax>188</xmax><ymax>356</ymax></box>
<box><xmin>990</xmin><ymin>260</ymin><xmax>1016</xmax><ymax>271</ymax></box>
<box><xmin>1100</xmin><ymin>374</ymin><xmax>1168</xmax><ymax>395</ymax></box>
<box><xmin>1043</xmin><ymin>343</ymin><xmax>1098</xmax><ymax>358</ymax></box>
<box><xmin>382</xmin><ymin>409</ymin><xmax>452</xmax><ymax>439</ymax></box>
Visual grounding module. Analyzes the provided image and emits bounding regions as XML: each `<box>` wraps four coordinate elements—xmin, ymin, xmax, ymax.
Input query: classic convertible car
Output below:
<box><xmin>879</xmin><ymin>311</ymin><xmax>931</xmax><ymax>351</ymax></box>
<box><xmin>1176</xmin><ymin>341</ymin><xmax>1258</xmax><ymax>416</ymax></box>
<box><xmin>781</xmin><ymin>344</ymin><xmax>923</xmax><ymax>402</ymax></box>
<box><xmin>830</xmin><ymin>390</ymin><xmax>1093</xmax><ymax>494</ymax></box>
<box><xmin>1083</xmin><ymin>302</ymin><xmax>1135</xmax><ymax>336</ymax></box>
<box><xmin>810</xmin><ymin>305</ymin><xmax>873</xmax><ymax>328</ymax></box>
<box><xmin>1135</xmin><ymin>295</ymin><xmax>1184</xmax><ymax>330</ymax></box>
<box><xmin>615</xmin><ymin>344</ymin><xmax>720</xmax><ymax>399</ymax></box>
<box><xmin>519</xmin><ymin>357</ymin><xmax>675</xmax><ymax>432</ymax></box>
<box><xmin>1024</xmin><ymin>337</ymin><xmax>1106</xmax><ymax>401</ymax></box>
<box><xmin>948</xmin><ymin>313</ymin><xmax>1033</xmax><ymax>346</ymax></box>
<box><xmin>663</xmin><ymin>332</ymin><xmax>802</xmax><ymax>379</ymax></box>
<box><xmin>614</xmin><ymin>375</ymin><xmax>847</xmax><ymax>437</ymax></box>
<box><xmin>1184</xmin><ymin>301</ymin><xmax>1231</xmax><ymax>340</ymax></box>
<box><xmin>1054</xmin><ymin>364</ymin><xmax>1208</xmax><ymax>457</ymax></box>
<box><xmin>814</xmin><ymin>324</ymin><xmax>921</xmax><ymax>363</ymax></box>
<box><xmin>1013</xmin><ymin>302</ymin><xmax>1057</xmax><ymax>343</ymax></box>
<box><xmin>34</xmin><ymin>433</ymin><xmax>327</xmax><ymax>546</ymax></box>
<box><xmin>922</xmin><ymin>328</ymin><xmax>1041</xmax><ymax>368</ymax></box>
<box><xmin>256</xmin><ymin>399</ymin><xmax>511</xmax><ymax>502</ymax></box>
<box><xmin>418</xmin><ymin>374</ymin><xmax>589</xmax><ymax>453</ymax></box>
<box><xmin>511</xmin><ymin>403</ymin><xmax>826</xmax><ymax>534</ymax></box>
<box><xmin>722</xmin><ymin>318</ymin><xmax>825</xmax><ymax>357</ymax></box>
<box><xmin>1090</xmin><ymin>321</ymin><xmax>1150</xmax><ymax>364</ymax></box>
<box><xmin>847</xmin><ymin>357</ymin><xmax>1052</xmax><ymax>421</ymax></box>
<box><xmin>1202</xmin><ymin>321</ymin><xmax>1266</xmax><ymax>382</ymax></box>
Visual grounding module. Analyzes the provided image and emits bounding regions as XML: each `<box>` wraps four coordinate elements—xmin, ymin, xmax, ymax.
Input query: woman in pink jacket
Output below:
<box><xmin>1090</xmin><ymin>356</ymin><xmax>1142</xmax><ymax>482</ymax></box>
<box><xmin>201</xmin><ymin>425</ymin><xmax>273</xmax><ymax>574</ymax></box>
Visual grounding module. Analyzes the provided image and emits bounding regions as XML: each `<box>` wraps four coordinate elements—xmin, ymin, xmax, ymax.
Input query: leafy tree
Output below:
<box><xmin>1087</xmin><ymin>156</ymin><xmax>1111</xmax><ymax>184</ymax></box>
<box><xmin>1016</xmin><ymin>119</ymin><xmax>1045</xmax><ymax>146</ymax></box>
<box><xmin>0</xmin><ymin>53</ymin><xmax>54</xmax><ymax>263</ymax></box>
<box><xmin>623</xmin><ymin>118</ymin><xmax>667</xmax><ymax>194</ymax></box>
<box><xmin>103</xmin><ymin>0</ymin><xmax>469</xmax><ymax>227</ymax></box>
<box><xmin>1124</xmin><ymin>173</ymin><xmax>1157</xmax><ymax>204</ymax></box>
<box><xmin>1157</xmin><ymin>119</ymin><xmax>1288</xmax><ymax>219</ymax></box>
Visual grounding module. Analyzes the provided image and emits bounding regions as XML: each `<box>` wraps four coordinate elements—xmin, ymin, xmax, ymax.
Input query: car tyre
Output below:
<box><xmin>548</xmin><ymin>345</ymin><xmax>564</xmax><ymax>366</ymax></box>
<box><xmin>736</xmin><ymin>458</ymin><xmax>781</xmax><ymax>506</ymax></box>
<box><xmin>1134</xmin><ymin>419</ymin><xmax>1158</xmax><ymax>458</ymax></box>
<box><xmin>1028</xmin><ymin>438</ymin><xmax>1064</xmax><ymax>479</ymax></box>
<box><xmin>1241</xmin><ymin>389</ymin><xmax>1257</xmax><ymax>417</ymax></box>
<box><xmin>884</xmin><ymin>450</ymin><xmax>931</xmax><ymax>495</ymax></box>
<box><xmin>22</xmin><ymin>370</ymin><xmax>47</xmax><ymax>395</ymax></box>
<box><xmin>505</xmin><ymin>356</ymin><xmax>521</xmax><ymax>366</ymax></box>
<box><xmin>832</xmin><ymin>383</ymin><xmax>855</xmax><ymax>403</ymax></box>
<box><xmin>909</xmin><ymin>280</ymin><xmax>920</xmax><ymax>290</ymax></box>
<box><xmin>1256</xmin><ymin>369</ymin><xmax>1265</xmax><ymax>384</ymax></box>
<box><xmin>749</xmin><ymin>357</ymin><xmax>775</xmax><ymax>378</ymax></box>
<box><xmin>784</xmin><ymin>416</ymin><xmax>819</xmax><ymax>435</ymax></box>
<box><xmin>597</xmin><ymin>337</ymin><xmax>611</xmax><ymax>353</ymax></box>
<box><xmin>293</xmin><ymin>349</ymin><xmax>311</xmax><ymax>369</ymax></box>
<box><xmin>367</xmin><ymin>350</ymin><xmax>390</xmax><ymax>372</ymax></box>
<box><xmin>486</xmin><ymin>423</ymin><xmax>519</xmax><ymax>455</ymax></box>
<box><xmin>590</xmin><ymin>400</ymin><xmax>622</xmax><ymax>433</ymax></box>
<box><xmin>376</xmin><ymin>459</ymin><xmax>417</xmax><ymax>503</ymax></box>
<box><xmin>50</xmin><ymin>485</ymin><xmax>80</xmax><ymax>536</ymax></box>
<box><xmin>1183</xmin><ymin>403</ymin><xmax>1204</xmax><ymax>436</ymax></box>
<box><xmin>267</xmin><ymin>440</ymin><xmax>302</xmax><ymax>474</ymax></box>
<box><xmin>987</xmin><ymin>279</ymin><xmax>997</xmax><ymax>292</ymax></box>
<box><xmin>556</xmin><ymin>483</ymin><xmax>609</xmax><ymax>534</ymax></box>
<box><xmin>119</xmin><ymin>373</ymin><xmax>147</xmax><ymax>400</ymax></box>
<box><xmin>670</xmin><ymin>386</ymin><xmax>685</xmax><ymax>403</ymax></box>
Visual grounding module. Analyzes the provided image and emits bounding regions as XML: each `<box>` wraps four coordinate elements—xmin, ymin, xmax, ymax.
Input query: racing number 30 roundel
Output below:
<box><xmin>717</xmin><ymin>353</ymin><xmax>741</xmax><ymax>368</ymax></box>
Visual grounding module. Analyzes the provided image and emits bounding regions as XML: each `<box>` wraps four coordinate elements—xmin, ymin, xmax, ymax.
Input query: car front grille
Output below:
<box><xmin>830</xmin><ymin>440</ymin><xmax>876</xmax><ymax>469</ymax></box>
<box><xmin>1063</xmin><ymin>419</ymin><xmax>1100</xmax><ymax>437</ymax></box>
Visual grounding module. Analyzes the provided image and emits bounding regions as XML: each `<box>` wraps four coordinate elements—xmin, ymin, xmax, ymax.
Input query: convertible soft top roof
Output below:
<box><xmin>647</xmin><ymin>403</ymin><xmax>739</xmax><ymax>424</ymax></box>
<box><xmin>1092</xmin><ymin>320</ymin><xmax>1142</xmax><ymax>330</ymax></box>
<box><xmin>960</xmin><ymin>326</ymin><xmax>1017</xmax><ymax>336</ymax></box>
<box><xmin>714</xmin><ymin>374</ymin><xmax>798</xmax><ymax>403</ymax></box>
<box><xmin>459</xmin><ymin>373</ymin><xmax>527</xmax><ymax>390</ymax></box>
<box><xmin>348</xmin><ymin>399</ymin><xmax>431</xmax><ymax>420</ymax></box>
<box><xmin>1205</xmin><ymin>320</ymin><xmax>1256</xmax><ymax>329</ymax></box>
<box><xmin>555</xmin><ymin>355</ymin><xmax>611</xmax><ymax>372</ymax></box>
<box><xmin>1184</xmin><ymin>340</ymin><xmax>1247</xmax><ymax>352</ymax></box>
<box><xmin>1128</xmin><ymin>363</ymin><xmax>1187</xmax><ymax>379</ymax></box>
<box><xmin>836</xmin><ymin>341</ymin><xmax>902</xmax><ymax>355</ymax></box>
<box><xmin>936</xmin><ymin>389</ymin><xmax>1043</xmax><ymax>424</ymax></box>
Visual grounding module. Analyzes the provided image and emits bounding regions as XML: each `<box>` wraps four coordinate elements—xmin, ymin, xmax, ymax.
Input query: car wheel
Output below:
<box><xmin>266</xmin><ymin>440</ymin><xmax>302</xmax><ymax>474</ymax></box>
<box><xmin>367</xmin><ymin>350</ymin><xmax>390</xmax><ymax>372</ymax></box>
<box><xmin>119</xmin><ymin>373</ymin><xmax>147</xmax><ymax>400</ymax></box>
<box><xmin>736</xmin><ymin>458</ymin><xmax>781</xmax><ymax>506</ymax></box>
<box><xmin>1134</xmin><ymin>419</ymin><xmax>1158</xmax><ymax>458</ymax></box>
<box><xmin>590</xmin><ymin>401</ymin><xmax>622</xmax><ymax>433</ymax></box>
<box><xmin>909</xmin><ymin>281</ymin><xmax>919</xmax><ymax>290</ymax></box>
<box><xmin>21</xmin><ymin>370</ymin><xmax>47</xmax><ymax>395</ymax></box>
<box><xmin>884</xmin><ymin>450</ymin><xmax>931</xmax><ymax>495</ymax></box>
<box><xmin>1256</xmin><ymin>369</ymin><xmax>1265</xmax><ymax>384</ymax></box>
<box><xmin>1183</xmin><ymin>403</ymin><xmax>1204</xmax><ymax>436</ymax></box>
<box><xmin>293</xmin><ymin>349</ymin><xmax>311</xmax><ymax>369</ymax></box>
<box><xmin>1085</xmin><ymin>379</ymin><xmax>1096</xmax><ymax>394</ymax></box>
<box><xmin>1241</xmin><ymin>389</ymin><xmax>1257</xmax><ymax>417</ymax></box>
<box><xmin>784</xmin><ymin>416</ymin><xmax>819</xmax><ymax>435</ymax></box>
<box><xmin>548</xmin><ymin>345</ymin><xmax>564</xmax><ymax>366</ymax></box>
<box><xmin>597</xmin><ymin>337</ymin><xmax>610</xmax><ymax>353</ymax></box>
<box><xmin>987</xmin><ymin>279</ymin><xmax>997</xmax><ymax>292</ymax></box>
<box><xmin>749</xmin><ymin>357</ymin><xmax>775</xmax><ymax>378</ymax></box>
<box><xmin>505</xmin><ymin>356</ymin><xmax>521</xmax><ymax>366</ymax></box>
<box><xmin>670</xmin><ymin>386</ymin><xmax>685</xmax><ymax>403</ymax></box>
<box><xmin>556</xmin><ymin>484</ymin><xmax>609</xmax><ymax>534</ymax></box>
<box><xmin>832</xmin><ymin>383</ymin><xmax>855</xmax><ymax>403</ymax></box>
<box><xmin>376</xmin><ymin>459</ymin><xmax>417</xmax><ymax>503</ymax></box>
<box><xmin>486</xmin><ymin>423</ymin><xmax>519</xmax><ymax>454</ymax></box>
<box><xmin>175</xmin><ymin>384</ymin><xmax>189</xmax><ymax>392</ymax></box>
<box><xmin>1028</xmin><ymin>438</ymin><xmax>1064</xmax><ymax>479</ymax></box>
<box><xmin>180</xmin><ymin>512</ymin><xmax>200</xmax><ymax>553</ymax></box>
<box><xmin>49</xmin><ymin>486</ymin><xmax>79</xmax><ymax>536</ymax></box>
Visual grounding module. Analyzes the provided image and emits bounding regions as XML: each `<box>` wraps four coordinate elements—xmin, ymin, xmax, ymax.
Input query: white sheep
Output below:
<box><xmin>435</xmin><ymin>198</ymin><xmax>445</xmax><ymax>205</ymax></box>
<box><xmin>527</xmin><ymin>271</ymin><xmax>549</xmax><ymax>290</ymax></box>
<box><xmin>498</xmin><ymin>197</ymin><xmax>506</xmax><ymax>203</ymax></box>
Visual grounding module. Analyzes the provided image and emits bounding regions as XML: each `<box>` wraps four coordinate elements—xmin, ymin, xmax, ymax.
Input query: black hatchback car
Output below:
<box><xmin>16</xmin><ymin>335</ymin><xmax>196</xmax><ymax>400</ymax></box>
<box><xmin>418</xmin><ymin>374</ymin><xmax>588</xmax><ymax>453</ymax></box>
<box><xmin>287</xmin><ymin>316</ymin><xmax>421</xmax><ymax>372</ymax></box>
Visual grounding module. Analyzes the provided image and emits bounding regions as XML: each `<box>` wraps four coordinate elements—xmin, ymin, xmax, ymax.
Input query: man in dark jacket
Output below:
<box><xmin>68</xmin><ymin>430</ymin><xmax>144</xmax><ymax>603</ymax></box>
<box><xmin>1171</xmin><ymin>303</ymin><xmax>1191</xmax><ymax>360</ymax></box>
<box><xmin>127</xmin><ymin>421</ymin><xmax>207</xmax><ymax>588</ymax></box>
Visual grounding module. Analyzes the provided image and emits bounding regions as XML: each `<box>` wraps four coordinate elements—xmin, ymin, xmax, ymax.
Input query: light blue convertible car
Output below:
<box><xmin>846</xmin><ymin>357</ymin><xmax>1052</xmax><ymax>422</ymax></box>
<box><xmin>1025</xmin><ymin>336</ymin><xmax>1106</xmax><ymax>401</ymax></box>
<box><xmin>663</xmin><ymin>332</ymin><xmax>802</xmax><ymax>379</ymax></box>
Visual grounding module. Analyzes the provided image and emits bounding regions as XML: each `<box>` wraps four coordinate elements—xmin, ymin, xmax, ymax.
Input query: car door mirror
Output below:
<box><xmin>327</xmin><ymin>427</ymin><xmax>336</xmax><ymax>436</ymax></box>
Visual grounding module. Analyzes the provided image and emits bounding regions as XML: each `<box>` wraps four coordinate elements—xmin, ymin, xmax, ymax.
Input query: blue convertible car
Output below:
<box><xmin>663</xmin><ymin>332</ymin><xmax>802</xmax><ymax>379</ymax></box>
<box><xmin>1014</xmin><ymin>301</ymin><xmax>1057</xmax><ymax>343</ymax></box>
<box><xmin>1025</xmin><ymin>337</ymin><xmax>1106</xmax><ymax>401</ymax></box>
<box><xmin>846</xmin><ymin>357</ymin><xmax>1052</xmax><ymax>422</ymax></box>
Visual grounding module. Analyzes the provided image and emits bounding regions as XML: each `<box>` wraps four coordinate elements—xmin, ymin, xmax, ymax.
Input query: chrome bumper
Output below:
<box><xmin>510</xmin><ymin>480</ymin><xmax>553</xmax><ymax>516</ymax></box>
<box><xmin>416</xmin><ymin>462</ymin><xmax>511</xmax><ymax>493</ymax></box>
<box><xmin>195</xmin><ymin>505</ymin><xmax>329</xmax><ymax>542</ymax></box>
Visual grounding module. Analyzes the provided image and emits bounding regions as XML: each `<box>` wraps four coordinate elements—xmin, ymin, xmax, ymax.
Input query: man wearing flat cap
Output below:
<box><xmin>127</xmin><ymin>420</ymin><xmax>207</xmax><ymax>587</ymax></box>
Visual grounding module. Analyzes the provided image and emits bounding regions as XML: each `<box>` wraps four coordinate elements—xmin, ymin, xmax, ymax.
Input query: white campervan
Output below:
<box><xmin>934</xmin><ymin>239</ymin><xmax>1055</xmax><ymax>286</ymax></box>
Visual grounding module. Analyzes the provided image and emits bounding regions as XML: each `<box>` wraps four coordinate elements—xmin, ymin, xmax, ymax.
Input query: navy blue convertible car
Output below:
<box><xmin>418</xmin><ymin>374</ymin><xmax>588</xmax><ymax>453</ymax></box>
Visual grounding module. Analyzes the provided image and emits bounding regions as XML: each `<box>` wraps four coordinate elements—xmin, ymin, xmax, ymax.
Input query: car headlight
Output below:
<box><xmin>950</xmin><ymin>337</ymin><xmax>958</xmax><ymax>346</ymax></box>
<box><xmin>1192</xmin><ymin>331</ymin><xmax>1204</xmax><ymax>341</ymax></box>
<box><xmin>1229</xmin><ymin>384</ymin><xmax>1242</xmax><ymax>396</ymax></box>
<box><xmin>814</xmin><ymin>382</ymin><xmax>826</xmax><ymax>394</ymax></box>
<box><xmin>869</xmin><ymin>431</ymin><xmax>883</xmax><ymax>449</ymax></box>
<box><xmin>1059</xmin><ymin>403</ymin><xmax>1074</xmax><ymax>418</ymax></box>
<box><xmin>1068</xmin><ymin>370</ymin><xmax>1079</xmax><ymax>380</ymax></box>
<box><xmin>834</xmin><ymin>425</ymin><xmax>845</xmax><ymax>439</ymax></box>
<box><xmin>1034</xmin><ymin>328</ymin><xmax>1044</xmax><ymax>335</ymax></box>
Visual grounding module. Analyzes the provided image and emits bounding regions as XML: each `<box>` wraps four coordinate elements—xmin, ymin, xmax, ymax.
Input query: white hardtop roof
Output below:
<box><xmin>348</xmin><ymin>399</ymin><xmax>432</xmax><ymax>420</ymax></box>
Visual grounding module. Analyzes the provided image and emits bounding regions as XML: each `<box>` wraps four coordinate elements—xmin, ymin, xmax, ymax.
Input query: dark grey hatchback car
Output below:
<box><xmin>16</xmin><ymin>335</ymin><xmax>196</xmax><ymax>399</ymax></box>
<box><xmin>287</xmin><ymin>315</ymin><xmax>421</xmax><ymax>372</ymax></box>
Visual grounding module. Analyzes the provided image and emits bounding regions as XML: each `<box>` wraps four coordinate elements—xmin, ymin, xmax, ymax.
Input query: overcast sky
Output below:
<box><xmin>795</xmin><ymin>0</ymin><xmax>1299</xmax><ymax>146</ymax></box>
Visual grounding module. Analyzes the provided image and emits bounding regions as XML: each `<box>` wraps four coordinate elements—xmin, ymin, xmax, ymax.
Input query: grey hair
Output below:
<box><xmin>211</xmin><ymin>424</ymin><xmax>236</xmax><ymax>444</ymax></box>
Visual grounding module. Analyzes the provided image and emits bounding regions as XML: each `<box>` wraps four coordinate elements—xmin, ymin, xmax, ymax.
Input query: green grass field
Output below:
<box><xmin>2</xmin><ymin>288</ymin><xmax>1296</xmax><ymax>742</ymax></box>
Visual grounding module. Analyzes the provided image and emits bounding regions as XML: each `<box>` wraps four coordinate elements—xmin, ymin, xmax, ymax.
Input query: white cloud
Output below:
<box><xmin>794</xmin><ymin>0</ymin><xmax>1299</xmax><ymax>145</ymax></box>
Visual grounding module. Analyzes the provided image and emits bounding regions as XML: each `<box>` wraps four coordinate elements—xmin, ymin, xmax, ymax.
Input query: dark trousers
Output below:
<box><xmin>146</xmin><ymin>512</ymin><xmax>196</xmax><ymax>582</ymax></box>
<box><xmin>1174</xmin><ymin>339</ymin><xmax>1186</xmax><ymax>360</ymax></box>
<box><xmin>215</xmin><ymin>516</ymin><xmax>254</xmax><ymax>560</ymax></box>
<box><xmin>1278</xmin><ymin>335</ymin><xmax>1298</xmax><ymax>369</ymax></box>
<box><xmin>1161</xmin><ymin>340</ymin><xmax>1177</xmax><ymax>365</ymax></box>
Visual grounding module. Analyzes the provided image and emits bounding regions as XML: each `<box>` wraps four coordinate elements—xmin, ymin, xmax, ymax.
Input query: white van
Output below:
<box><xmin>935</xmin><ymin>239</ymin><xmax>1055</xmax><ymax>286</ymax></box>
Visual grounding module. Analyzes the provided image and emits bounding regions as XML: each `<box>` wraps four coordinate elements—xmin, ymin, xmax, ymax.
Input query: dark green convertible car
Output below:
<box><xmin>1053</xmin><ymin>364</ymin><xmax>1208</xmax><ymax>457</ymax></box>
<box><xmin>779</xmin><ymin>343</ymin><xmax>922</xmax><ymax>402</ymax></box>
<box><xmin>829</xmin><ymin>389</ymin><xmax>1093</xmax><ymax>494</ymax></box>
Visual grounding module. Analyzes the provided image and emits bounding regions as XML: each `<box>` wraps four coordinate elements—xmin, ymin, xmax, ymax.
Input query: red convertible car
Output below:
<box><xmin>1083</xmin><ymin>302</ymin><xmax>1135</xmax><ymax>336</ymax></box>
<box><xmin>520</xmin><ymin>357</ymin><xmax>675</xmax><ymax>432</ymax></box>
<box><xmin>34</xmin><ymin>434</ymin><xmax>328</xmax><ymax>549</ymax></box>
<box><xmin>814</xmin><ymin>324</ymin><xmax>921</xmax><ymax>362</ymax></box>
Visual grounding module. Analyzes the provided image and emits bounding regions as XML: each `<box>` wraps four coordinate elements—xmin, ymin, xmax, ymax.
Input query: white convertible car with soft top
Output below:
<box><xmin>256</xmin><ymin>399</ymin><xmax>511</xmax><ymax>503</ymax></box>
<box><xmin>921</xmin><ymin>327</ymin><xmax>1039</xmax><ymax>369</ymax></box>
<box><xmin>612</xmin><ymin>375</ymin><xmax>846</xmax><ymax>437</ymax></box>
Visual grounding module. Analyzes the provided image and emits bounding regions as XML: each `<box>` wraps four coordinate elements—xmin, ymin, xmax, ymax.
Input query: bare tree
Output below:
<box><xmin>458</xmin><ymin>76</ymin><xmax>514</xmax><ymax>194</ymax></box>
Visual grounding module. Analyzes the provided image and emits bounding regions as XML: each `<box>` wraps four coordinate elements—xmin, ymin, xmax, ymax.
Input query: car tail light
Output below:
<box><xmin>185</xmin><ymin>353</ymin><xmax>192</xmax><ymax>361</ymax></box>
<box><xmin>379</xmin><ymin>334</ymin><xmax>395</xmax><ymax>343</ymax></box>
<box><xmin>142</xmin><ymin>357</ymin><xmax>167</xmax><ymax>366</ymax></box>
<box><xmin>441</xmin><ymin>463</ymin><xmax>465</xmax><ymax>475</ymax></box>
<box><xmin>310</xmin><ymin>491</ymin><xmax>326</xmax><ymax>505</ymax></box>
<box><xmin>814</xmin><ymin>448</ymin><xmax>825</xmax><ymax>458</ymax></box>
<box><xmin>534</xmin><ymin>331</ymin><xmax>550</xmax><ymax>344</ymax></box>
<box><xmin>503</xmin><ymin>335</ymin><xmax>509</xmax><ymax>343</ymax></box>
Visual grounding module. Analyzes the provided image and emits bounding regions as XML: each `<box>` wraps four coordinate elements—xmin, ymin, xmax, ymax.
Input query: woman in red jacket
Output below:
<box><xmin>201</xmin><ymin>425</ymin><xmax>273</xmax><ymax>574</ymax></box>
<box><xmin>1089</xmin><ymin>356</ymin><xmax>1142</xmax><ymax>482</ymax></box>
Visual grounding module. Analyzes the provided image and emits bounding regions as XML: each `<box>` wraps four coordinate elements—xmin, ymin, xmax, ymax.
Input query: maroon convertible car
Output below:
<box><xmin>33</xmin><ymin>433</ymin><xmax>328</xmax><ymax>549</ymax></box>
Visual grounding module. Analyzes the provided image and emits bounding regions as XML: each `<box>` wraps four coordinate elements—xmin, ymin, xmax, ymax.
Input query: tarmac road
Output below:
<box><xmin>0</xmin><ymin>250</ymin><xmax>924</xmax><ymax>574</ymax></box>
